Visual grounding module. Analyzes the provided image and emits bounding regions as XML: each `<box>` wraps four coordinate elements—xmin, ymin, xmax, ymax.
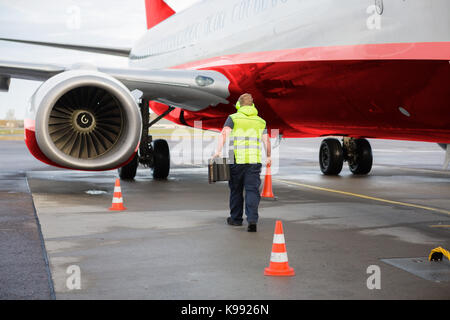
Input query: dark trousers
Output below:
<box><xmin>228</xmin><ymin>163</ymin><xmax>262</xmax><ymax>224</ymax></box>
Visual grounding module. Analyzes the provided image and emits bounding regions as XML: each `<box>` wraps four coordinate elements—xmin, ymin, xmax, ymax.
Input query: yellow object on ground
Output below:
<box><xmin>428</xmin><ymin>247</ymin><xmax>450</xmax><ymax>261</ymax></box>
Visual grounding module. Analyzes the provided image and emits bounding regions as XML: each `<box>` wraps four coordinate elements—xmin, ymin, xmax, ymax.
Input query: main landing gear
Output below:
<box><xmin>319</xmin><ymin>137</ymin><xmax>373</xmax><ymax>175</ymax></box>
<box><xmin>118</xmin><ymin>99</ymin><xmax>174</xmax><ymax>180</ymax></box>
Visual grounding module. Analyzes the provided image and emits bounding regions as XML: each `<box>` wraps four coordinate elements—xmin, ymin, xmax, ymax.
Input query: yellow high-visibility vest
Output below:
<box><xmin>229</xmin><ymin>103</ymin><xmax>266</xmax><ymax>164</ymax></box>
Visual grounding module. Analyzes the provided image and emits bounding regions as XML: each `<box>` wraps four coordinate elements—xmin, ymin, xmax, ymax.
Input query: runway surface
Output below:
<box><xmin>1</xmin><ymin>138</ymin><xmax>449</xmax><ymax>299</ymax></box>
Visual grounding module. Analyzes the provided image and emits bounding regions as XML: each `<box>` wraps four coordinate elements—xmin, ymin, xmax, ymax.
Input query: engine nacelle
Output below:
<box><xmin>29</xmin><ymin>69</ymin><xmax>142</xmax><ymax>170</ymax></box>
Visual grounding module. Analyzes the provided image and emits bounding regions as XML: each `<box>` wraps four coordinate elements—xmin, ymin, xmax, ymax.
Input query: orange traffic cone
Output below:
<box><xmin>261</xmin><ymin>165</ymin><xmax>276</xmax><ymax>199</ymax></box>
<box><xmin>264</xmin><ymin>220</ymin><xmax>295</xmax><ymax>276</ymax></box>
<box><xmin>109</xmin><ymin>178</ymin><xmax>126</xmax><ymax>211</ymax></box>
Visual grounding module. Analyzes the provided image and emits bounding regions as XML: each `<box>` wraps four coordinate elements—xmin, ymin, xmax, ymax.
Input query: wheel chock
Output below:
<box><xmin>428</xmin><ymin>246</ymin><xmax>450</xmax><ymax>262</ymax></box>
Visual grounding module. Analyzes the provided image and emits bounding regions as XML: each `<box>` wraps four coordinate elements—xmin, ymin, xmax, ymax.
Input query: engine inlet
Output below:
<box><xmin>48</xmin><ymin>86</ymin><xmax>123</xmax><ymax>159</ymax></box>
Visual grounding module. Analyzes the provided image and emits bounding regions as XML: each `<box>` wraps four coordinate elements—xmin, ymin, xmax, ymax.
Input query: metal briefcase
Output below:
<box><xmin>208</xmin><ymin>158</ymin><xmax>230</xmax><ymax>183</ymax></box>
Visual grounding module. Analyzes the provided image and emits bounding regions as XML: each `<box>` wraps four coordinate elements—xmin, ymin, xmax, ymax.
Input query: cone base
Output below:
<box><xmin>264</xmin><ymin>266</ymin><xmax>295</xmax><ymax>276</ymax></box>
<box><xmin>109</xmin><ymin>206</ymin><xmax>126</xmax><ymax>211</ymax></box>
<box><xmin>261</xmin><ymin>195</ymin><xmax>277</xmax><ymax>201</ymax></box>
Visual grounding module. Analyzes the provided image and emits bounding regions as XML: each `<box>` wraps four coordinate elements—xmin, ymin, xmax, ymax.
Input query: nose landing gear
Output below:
<box><xmin>118</xmin><ymin>99</ymin><xmax>174</xmax><ymax>180</ymax></box>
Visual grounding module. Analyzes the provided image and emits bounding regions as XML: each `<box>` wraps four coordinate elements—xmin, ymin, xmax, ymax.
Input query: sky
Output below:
<box><xmin>0</xmin><ymin>0</ymin><xmax>201</xmax><ymax>119</ymax></box>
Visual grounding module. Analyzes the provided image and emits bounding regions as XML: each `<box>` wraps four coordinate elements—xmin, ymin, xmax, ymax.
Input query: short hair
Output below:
<box><xmin>238</xmin><ymin>93</ymin><xmax>253</xmax><ymax>107</ymax></box>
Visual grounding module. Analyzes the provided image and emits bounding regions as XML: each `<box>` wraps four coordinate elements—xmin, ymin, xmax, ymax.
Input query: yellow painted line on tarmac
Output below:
<box><xmin>274</xmin><ymin>178</ymin><xmax>450</xmax><ymax>216</ymax></box>
<box><xmin>429</xmin><ymin>225</ymin><xmax>450</xmax><ymax>228</ymax></box>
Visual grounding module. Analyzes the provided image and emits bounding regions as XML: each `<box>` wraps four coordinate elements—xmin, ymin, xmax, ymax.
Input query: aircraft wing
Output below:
<box><xmin>0</xmin><ymin>37</ymin><xmax>131</xmax><ymax>57</ymax></box>
<box><xmin>0</xmin><ymin>60</ymin><xmax>65</xmax><ymax>82</ymax></box>
<box><xmin>0</xmin><ymin>60</ymin><xmax>230</xmax><ymax>111</ymax></box>
<box><xmin>99</xmin><ymin>67</ymin><xmax>230</xmax><ymax>111</ymax></box>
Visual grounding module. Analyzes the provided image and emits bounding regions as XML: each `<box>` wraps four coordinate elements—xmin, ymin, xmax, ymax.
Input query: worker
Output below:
<box><xmin>212</xmin><ymin>93</ymin><xmax>271</xmax><ymax>232</ymax></box>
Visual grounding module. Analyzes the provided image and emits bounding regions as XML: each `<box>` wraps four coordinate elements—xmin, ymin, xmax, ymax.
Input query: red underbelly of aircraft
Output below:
<box><xmin>150</xmin><ymin>42</ymin><xmax>450</xmax><ymax>143</ymax></box>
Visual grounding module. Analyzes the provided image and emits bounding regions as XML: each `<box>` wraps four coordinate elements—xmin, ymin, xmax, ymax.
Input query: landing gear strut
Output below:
<box><xmin>319</xmin><ymin>137</ymin><xmax>373</xmax><ymax>175</ymax></box>
<box><xmin>118</xmin><ymin>99</ymin><xmax>174</xmax><ymax>180</ymax></box>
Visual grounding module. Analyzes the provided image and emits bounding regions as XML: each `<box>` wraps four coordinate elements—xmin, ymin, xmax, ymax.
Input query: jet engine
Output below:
<box><xmin>29</xmin><ymin>69</ymin><xmax>142</xmax><ymax>170</ymax></box>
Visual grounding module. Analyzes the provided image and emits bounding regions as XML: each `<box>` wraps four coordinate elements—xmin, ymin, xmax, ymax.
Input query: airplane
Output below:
<box><xmin>0</xmin><ymin>0</ymin><xmax>449</xmax><ymax>180</ymax></box>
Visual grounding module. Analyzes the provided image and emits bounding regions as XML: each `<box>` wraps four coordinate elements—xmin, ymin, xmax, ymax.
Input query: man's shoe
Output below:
<box><xmin>247</xmin><ymin>224</ymin><xmax>257</xmax><ymax>232</ymax></box>
<box><xmin>227</xmin><ymin>217</ymin><xmax>242</xmax><ymax>226</ymax></box>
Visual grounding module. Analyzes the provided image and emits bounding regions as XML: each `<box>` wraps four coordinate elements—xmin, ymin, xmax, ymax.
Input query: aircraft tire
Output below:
<box><xmin>152</xmin><ymin>139</ymin><xmax>170</xmax><ymax>179</ymax></box>
<box><xmin>319</xmin><ymin>138</ymin><xmax>343</xmax><ymax>175</ymax></box>
<box><xmin>349</xmin><ymin>139</ymin><xmax>372</xmax><ymax>175</ymax></box>
<box><xmin>118</xmin><ymin>153</ymin><xmax>138</xmax><ymax>180</ymax></box>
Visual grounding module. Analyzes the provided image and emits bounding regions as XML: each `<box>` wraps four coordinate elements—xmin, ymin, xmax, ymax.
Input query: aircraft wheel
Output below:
<box><xmin>348</xmin><ymin>139</ymin><xmax>373</xmax><ymax>175</ymax></box>
<box><xmin>319</xmin><ymin>138</ymin><xmax>343</xmax><ymax>175</ymax></box>
<box><xmin>152</xmin><ymin>139</ymin><xmax>170</xmax><ymax>179</ymax></box>
<box><xmin>118</xmin><ymin>153</ymin><xmax>138</xmax><ymax>180</ymax></box>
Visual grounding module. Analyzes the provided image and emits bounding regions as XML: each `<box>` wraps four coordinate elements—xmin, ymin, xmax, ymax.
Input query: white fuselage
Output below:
<box><xmin>130</xmin><ymin>0</ymin><xmax>450</xmax><ymax>69</ymax></box>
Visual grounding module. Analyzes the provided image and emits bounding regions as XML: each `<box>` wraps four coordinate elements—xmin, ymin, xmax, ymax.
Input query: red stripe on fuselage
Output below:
<box><xmin>174</xmin><ymin>42</ymin><xmax>450</xmax><ymax>70</ymax></box>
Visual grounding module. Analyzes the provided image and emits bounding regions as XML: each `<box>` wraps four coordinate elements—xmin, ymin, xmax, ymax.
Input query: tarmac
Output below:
<box><xmin>0</xmin><ymin>137</ymin><xmax>449</xmax><ymax>299</ymax></box>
